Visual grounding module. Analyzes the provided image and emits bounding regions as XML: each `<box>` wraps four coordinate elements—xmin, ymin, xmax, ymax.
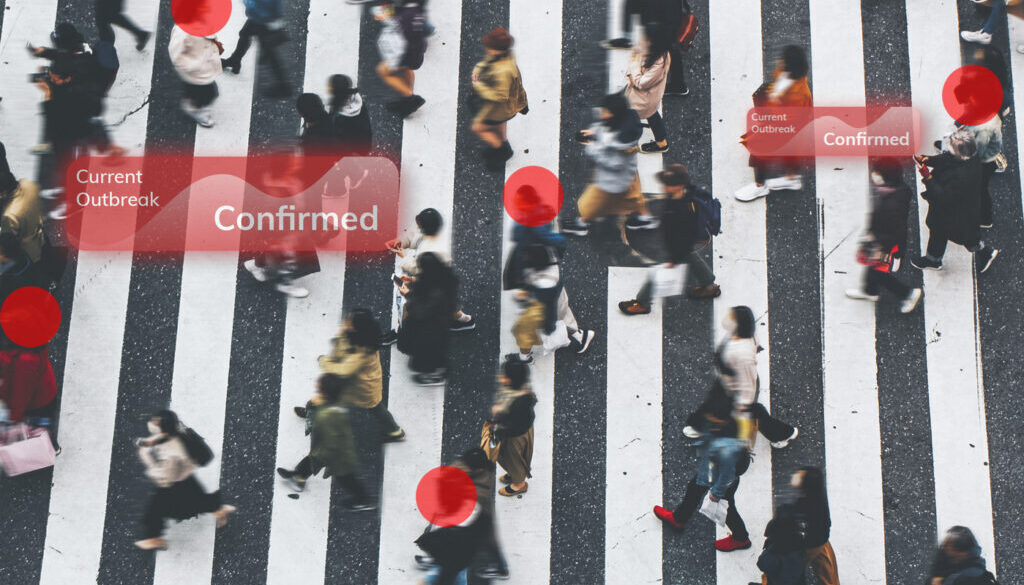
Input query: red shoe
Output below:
<box><xmin>653</xmin><ymin>506</ymin><xmax>684</xmax><ymax>530</ymax></box>
<box><xmin>714</xmin><ymin>534</ymin><xmax>752</xmax><ymax>551</ymax></box>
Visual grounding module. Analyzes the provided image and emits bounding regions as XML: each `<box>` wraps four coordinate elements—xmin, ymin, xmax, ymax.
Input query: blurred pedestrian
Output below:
<box><xmin>751</xmin><ymin>511</ymin><xmax>806</xmax><ymax>585</ymax></box>
<box><xmin>560</xmin><ymin>92</ymin><xmax>657</xmax><ymax>236</ymax></box>
<box><xmin>602</xmin><ymin>0</ymin><xmax>689</xmax><ymax>96</ymax></box>
<box><xmin>788</xmin><ymin>467</ymin><xmax>840</xmax><ymax>585</ymax></box>
<box><xmin>735</xmin><ymin>45</ymin><xmax>812</xmax><ymax>202</ymax></box>
<box><xmin>374</xmin><ymin>0</ymin><xmax>429</xmax><ymax>117</ymax></box>
<box><xmin>927</xmin><ymin>526</ymin><xmax>992</xmax><ymax>585</ymax></box>
<box><xmin>396</xmin><ymin>252</ymin><xmax>458</xmax><ymax>386</ymax></box>
<box><xmin>134</xmin><ymin>410</ymin><xmax>235</xmax><ymax>550</ymax></box>
<box><xmin>471</xmin><ymin>27</ymin><xmax>529</xmax><ymax>172</ymax></box>
<box><xmin>960</xmin><ymin>0</ymin><xmax>1005</xmax><ymax>45</ymax></box>
<box><xmin>846</xmin><ymin>158</ymin><xmax>922</xmax><ymax>313</ymax></box>
<box><xmin>95</xmin><ymin>0</ymin><xmax>150</xmax><ymax>49</ymax></box>
<box><xmin>169</xmin><ymin>13</ymin><xmax>224</xmax><ymax>128</ymax></box>
<box><xmin>911</xmin><ymin>129</ymin><xmax>999</xmax><ymax>274</ymax></box>
<box><xmin>328</xmin><ymin>74</ymin><xmax>373</xmax><ymax>155</ymax></box>
<box><xmin>277</xmin><ymin>374</ymin><xmax>376</xmax><ymax>510</ymax></box>
<box><xmin>0</xmin><ymin>142</ymin><xmax>45</xmax><ymax>269</ymax></box>
<box><xmin>490</xmin><ymin>357</ymin><xmax>536</xmax><ymax>497</ymax></box>
<box><xmin>311</xmin><ymin>309</ymin><xmax>406</xmax><ymax>443</ymax></box>
<box><xmin>222</xmin><ymin>0</ymin><xmax>291</xmax><ymax>98</ymax></box>
<box><xmin>626</xmin><ymin>24</ymin><xmax>671</xmax><ymax>154</ymax></box>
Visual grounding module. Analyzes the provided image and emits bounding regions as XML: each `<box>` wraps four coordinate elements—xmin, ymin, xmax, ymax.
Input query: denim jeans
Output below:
<box><xmin>425</xmin><ymin>566</ymin><xmax>468</xmax><ymax>585</ymax></box>
<box><xmin>983</xmin><ymin>0</ymin><xmax>1006</xmax><ymax>34</ymax></box>
<box><xmin>672</xmin><ymin>475</ymin><xmax>749</xmax><ymax>540</ymax></box>
<box><xmin>696</xmin><ymin>436</ymin><xmax>748</xmax><ymax>499</ymax></box>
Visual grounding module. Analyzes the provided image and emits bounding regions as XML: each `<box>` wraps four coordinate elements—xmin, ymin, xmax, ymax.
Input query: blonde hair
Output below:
<box><xmin>948</xmin><ymin>129</ymin><xmax>978</xmax><ymax>160</ymax></box>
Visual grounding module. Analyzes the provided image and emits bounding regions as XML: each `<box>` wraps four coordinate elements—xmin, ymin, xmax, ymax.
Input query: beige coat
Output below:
<box><xmin>472</xmin><ymin>52</ymin><xmax>529</xmax><ymax>124</ymax></box>
<box><xmin>318</xmin><ymin>334</ymin><xmax>383</xmax><ymax>409</ymax></box>
<box><xmin>624</xmin><ymin>48</ymin><xmax>670</xmax><ymax>120</ymax></box>
<box><xmin>168</xmin><ymin>26</ymin><xmax>223</xmax><ymax>85</ymax></box>
<box><xmin>139</xmin><ymin>436</ymin><xmax>195</xmax><ymax>488</ymax></box>
<box><xmin>1</xmin><ymin>179</ymin><xmax>44</xmax><ymax>263</ymax></box>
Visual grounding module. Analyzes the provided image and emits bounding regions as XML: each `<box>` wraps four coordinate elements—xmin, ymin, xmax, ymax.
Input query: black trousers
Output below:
<box><xmin>864</xmin><ymin>267</ymin><xmax>911</xmax><ymax>299</ymax></box>
<box><xmin>95</xmin><ymin>0</ymin><xmax>145</xmax><ymax>43</ymax></box>
<box><xmin>294</xmin><ymin>456</ymin><xmax>369</xmax><ymax>503</ymax></box>
<box><xmin>142</xmin><ymin>476</ymin><xmax>221</xmax><ymax>538</ymax></box>
<box><xmin>750</xmin><ymin>402</ymin><xmax>795</xmax><ymax>443</ymax></box>
<box><xmin>925</xmin><ymin>230</ymin><xmax>987</xmax><ymax>259</ymax></box>
<box><xmin>183</xmin><ymin>81</ymin><xmax>219</xmax><ymax>108</ymax></box>
<box><xmin>647</xmin><ymin>111</ymin><xmax>668</xmax><ymax>143</ymax></box>
<box><xmin>367</xmin><ymin>401</ymin><xmax>401</xmax><ymax>435</ymax></box>
<box><xmin>671</xmin><ymin>475</ymin><xmax>749</xmax><ymax>541</ymax></box>
<box><xmin>226</xmin><ymin>20</ymin><xmax>287</xmax><ymax>86</ymax></box>
<box><xmin>981</xmin><ymin>160</ymin><xmax>996</xmax><ymax>226</ymax></box>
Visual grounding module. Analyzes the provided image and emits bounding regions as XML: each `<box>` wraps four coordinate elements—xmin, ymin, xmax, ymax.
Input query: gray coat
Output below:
<box><xmin>584</xmin><ymin>112</ymin><xmax>642</xmax><ymax>194</ymax></box>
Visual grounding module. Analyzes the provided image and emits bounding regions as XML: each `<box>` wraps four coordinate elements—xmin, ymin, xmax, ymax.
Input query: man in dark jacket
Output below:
<box><xmin>846</xmin><ymin>159</ymin><xmax>922</xmax><ymax>313</ymax></box>
<box><xmin>95</xmin><ymin>0</ymin><xmax>150</xmax><ymax>49</ymax></box>
<box><xmin>927</xmin><ymin>526</ymin><xmax>991</xmax><ymax>585</ymax></box>
<box><xmin>911</xmin><ymin>130</ymin><xmax>999</xmax><ymax>274</ymax></box>
<box><xmin>222</xmin><ymin>0</ymin><xmax>290</xmax><ymax>97</ymax></box>
<box><xmin>619</xmin><ymin>164</ymin><xmax>720</xmax><ymax>315</ymax></box>
<box><xmin>601</xmin><ymin>0</ymin><xmax>688</xmax><ymax>95</ymax></box>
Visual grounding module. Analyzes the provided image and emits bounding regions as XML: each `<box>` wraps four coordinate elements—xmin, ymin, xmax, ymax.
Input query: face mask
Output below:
<box><xmin>148</xmin><ymin>421</ymin><xmax>162</xmax><ymax>435</ymax></box>
<box><xmin>721</xmin><ymin>312</ymin><xmax>737</xmax><ymax>334</ymax></box>
<box><xmin>791</xmin><ymin>471</ymin><xmax>804</xmax><ymax>489</ymax></box>
<box><xmin>870</xmin><ymin>172</ymin><xmax>885</xmax><ymax>186</ymax></box>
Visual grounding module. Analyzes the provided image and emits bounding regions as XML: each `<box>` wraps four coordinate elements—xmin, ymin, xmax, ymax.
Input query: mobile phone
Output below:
<box><xmin>392</xmin><ymin>275</ymin><xmax>404</xmax><ymax>286</ymax></box>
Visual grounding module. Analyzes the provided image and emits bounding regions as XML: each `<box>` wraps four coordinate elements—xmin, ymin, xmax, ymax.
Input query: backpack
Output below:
<box><xmin>179</xmin><ymin>425</ymin><xmax>214</xmax><ymax>466</ymax></box>
<box><xmin>690</xmin><ymin>187</ymin><xmax>722</xmax><ymax>239</ymax></box>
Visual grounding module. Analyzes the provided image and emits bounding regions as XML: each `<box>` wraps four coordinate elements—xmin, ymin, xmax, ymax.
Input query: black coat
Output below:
<box><xmin>331</xmin><ymin>107</ymin><xmax>373</xmax><ymax>155</ymax></box>
<box><xmin>661</xmin><ymin>192</ymin><xmax>702</xmax><ymax>264</ymax></box>
<box><xmin>868</xmin><ymin>182</ymin><xmax>912</xmax><ymax>250</ymax></box>
<box><xmin>922</xmin><ymin>153</ymin><xmax>983</xmax><ymax>248</ymax></box>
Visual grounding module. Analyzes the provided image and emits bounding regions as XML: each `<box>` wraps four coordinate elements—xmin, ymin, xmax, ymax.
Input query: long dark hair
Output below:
<box><xmin>346</xmin><ymin>308</ymin><xmax>382</xmax><ymax>350</ymax></box>
<box><xmin>328</xmin><ymin>74</ymin><xmax>358</xmax><ymax>115</ymax></box>
<box><xmin>599</xmin><ymin>92</ymin><xmax>632</xmax><ymax>131</ymax></box>
<box><xmin>642</xmin><ymin>23</ymin><xmax>673</xmax><ymax>69</ymax></box>
<box><xmin>414</xmin><ymin>252</ymin><xmax>458</xmax><ymax>296</ymax></box>
<box><xmin>297</xmin><ymin>93</ymin><xmax>329</xmax><ymax>124</ymax></box>
<box><xmin>731</xmin><ymin>306</ymin><xmax>757</xmax><ymax>339</ymax></box>
<box><xmin>154</xmin><ymin>409</ymin><xmax>180</xmax><ymax>436</ymax></box>
<box><xmin>781</xmin><ymin>45</ymin><xmax>809</xmax><ymax>79</ymax></box>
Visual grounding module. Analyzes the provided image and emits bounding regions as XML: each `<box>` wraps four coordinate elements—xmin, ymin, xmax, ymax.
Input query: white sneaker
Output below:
<box><xmin>845</xmin><ymin>288</ymin><xmax>880</xmax><ymax>302</ymax></box>
<box><xmin>734</xmin><ymin>182</ymin><xmax>770</xmax><ymax>202</ymax></box>
<box><xmin>900</xmin><ymin>288</ymin><xmax>923</xmax><ymax>314</ymax></box>
<box><xmin>770</xmin><ymin>427</ymin><xmax>799</xmax><ymax>449</ymax></box>
<box><xmin>682</xmin><ymin>425</ymin><xmax>701</xmax><ymax>439</ymax></box>
<box><xmin>276</xmin><ymin>282</ymin><xmax>310</xmax><ymax>298</ymax></box>
<box><xmin>181</xmin><ymin>100</ymin><xmax>214</xmax><ymax>128</ymax></box>
<box><xmin>1017</xmin><ymin>44</ymin><xmax>1024</xmax><ymax>55</ymax></box>
<box><xmin>48</xmin><ymin>202</ymin><xmax>67</xmax><ymax>221</ymax></box>
<box><xmin>40</xmin><ymin>187</ymin><xmax>64</xmax><ymax>200</ymax></box>
<box><xmin>765</xmin><ymin>175</ymin><xmax>803</xmax><ymax>191</ymax></box>
<box><xmin>243</xmin><ymin>259</ymin><xmax>271</xmax><ymax>282</ymax></box>
<box><xmin>960</xmin><ymin>30</ymin><xmax>992</xmax><ymax>45</ymax></box>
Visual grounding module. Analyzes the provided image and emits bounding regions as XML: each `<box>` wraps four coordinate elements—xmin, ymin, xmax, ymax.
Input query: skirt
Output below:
<box><xmin>577</xmin><ymin>176</ymin><xmax>644</xmax><ymax>222</ymax></box>
<box><xmin>497</xmin><ymin>427</ymin><xmax>534</xmax><ymax>484</ymax></box>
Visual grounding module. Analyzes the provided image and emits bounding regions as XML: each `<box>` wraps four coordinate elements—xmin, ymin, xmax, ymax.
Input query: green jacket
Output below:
<box><xmin>309</xmin><ymin>403</ymin><xmax>357</xmax><ymax>478</ymax></box>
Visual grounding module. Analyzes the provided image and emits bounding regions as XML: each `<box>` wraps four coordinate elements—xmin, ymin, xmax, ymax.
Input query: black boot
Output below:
<box><xmin>499</xmin><ymin>141</ymin><xmax>513</xmax><ymax>160</ymax></box>
<box><xmin>483</xmin><ymin>147</ymin><xmax>506</xmax><ymax>172</ymax></box>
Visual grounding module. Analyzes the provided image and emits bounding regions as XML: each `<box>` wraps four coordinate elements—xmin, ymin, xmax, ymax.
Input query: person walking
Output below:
<box><xmin>845</xmin><ymin>159</ymin><xmax>922</xmax><ymax>313</ymax></box>
<box><xmin>396</xmin><ymin>252</ymin><xmax>458</xmax><ymax>386</ymax></box>
<box><xmin>168</xmin><ymin>16</ymin><xmax>224</xmax><ymax>128</ymax></box>
<box><xmin>134</xmin><ymin>410</ymin><xmax>235</xmax><ymax>550</ymax></box>
<box><xmin>0</xmin><ymin>143</ymin><xmax>45</xmax><ymax>269</ymax></box>
<box><xmin>962</xmin><ymin>113</ymin><xmax>1003</xmax><ymax>228</ymax></box>
<box><xmin>560</xmin><ymin>92</ymin><xmax>658</xmax><ymax>237</ymax></box>
<box><xmin>960</xmin><ymin>0</ymin><xmax>1006</xmax><ymax>45</ymax></box>
<box><xmin>787</xmin><ymin>467</ymin><xmax>841</xmax><ymax>585</ymax></box>
<box><xmin>927</xmin><ymin>526</ymin><xmax>992</xmax><ymax>585</ymax></box>
<box><xmin>95</xmin><ymin>0</ymin><xmax>150</xmax><ymax>49</ymax></box>
<box><xmin>911</xmin><ymin>129</ymin><xmax>999</xmax><ymax>274</ymax></box>
<box><xmin>328</xmin><ymin>74</ymin><xmax>373</xmax><ymax>155</ymax></box>
<box><xmin>374</xmin><ymin>0</ymin><xmax>429</xmax><ymax>117</ymax></box>
<box><xmin>221</xmin><ymin>0</ymin><xmax>290</xmax><ymax>97</ymax></box>
<box><xmin>618</xmin><ymin>164</ymin><xmax>721</xmax><ymax>314</ymax></box>
<box><xmin>653</xmin><ymin>392</ymin><xmax>753</xmax><ymax>552</ymax></box>
<box><xmin>751</xmin><ymin>511</ymin><xmax>807</xmax><ymax>585</ymax></box>
<box><xmin>626</xmin><ymin>25</ymin><xmax>672</xmax><ymax>154</ymax></box>
<box><xmin>471</xmin><ymin>27</ymin><xmax>529</xmax><ymax>172</ymax></box>
<box><xmin>490</xmin><ymin>357</ymin><xmax>536</xmax><ymax>497</ymax></box>
<box><xmin>602</xmin><ymin>0</ymin><xmax>689</xmax><ymax>96</ymax></box>
<box><xmin>682</xmin><ymin>306</ymin><xmax>799</xmax><ymax>448</ymax></box>
<box><xmin>735</xmin><ymin>45</ymin><xmax>812</xmax><ymax>201</ymax></box>
<box><xmin>310</xmin><ymin>308</ymin><xmax>406</xmax><ymax>443</ymax></box>
<box><xmin>277</xmin><ymin>374</ymin><xmax>376</xmax><ymax>510</ymax></box>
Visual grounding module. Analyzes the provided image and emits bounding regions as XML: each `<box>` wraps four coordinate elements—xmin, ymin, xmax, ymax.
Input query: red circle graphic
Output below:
<box><xmin>503</xmin><ymin>166</ymin><xmax>564</xmax><ymax>227</ymax></box>
<box><xmin>172</xmin><ymin>0</ymin><xmax>233</xmax><ymax>38</ymax></box>
<box><xmin>1</xmin><ymin>287</ymin><xmax>61</xmax><ymax>348</ymax></box>
<box><xmin>415</xmin><ymin>466</ymin><xmax>477</xmax><ymax>527</ymax></box>
<box><xmin>941</xmin><ymin>65</ymin><xmax>1003</xmax><ymax>126</ymax></box>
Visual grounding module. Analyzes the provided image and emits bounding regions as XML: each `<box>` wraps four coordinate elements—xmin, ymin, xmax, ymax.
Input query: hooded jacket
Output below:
<box><xmin>330</xmin><ymin>93</ymin><xmax>373</xmax><ymax>154</ymax></box>
<box><xmin>585</xmin><ymin>111</ymin><xmax>642</xmax><ymax>194</ymax></box>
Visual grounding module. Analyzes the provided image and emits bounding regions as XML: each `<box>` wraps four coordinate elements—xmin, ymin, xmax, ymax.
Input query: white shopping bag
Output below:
<box><xmin>650</xmin><ymin>263</ymin><xmax>686</xmax><ymax>299</ymax></box>
<box><xmin>539</xmin><ymin>320</ymin><xmax>571</xmax><ymax>355</ymax></box>
<box><xmin>698</xmin><ymin>493</ymin><xmax>729</xmax><ymax>526</ymax></box>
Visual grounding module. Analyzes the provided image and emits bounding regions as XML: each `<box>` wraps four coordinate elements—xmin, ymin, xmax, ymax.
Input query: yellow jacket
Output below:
<box><xmin>472</xmin><ymin>52</ymin><xmax>528</xmax><ymax>123</ymax></box>
<box><xmin>1</xmin><ymin>179</ymin><xmax>44</xmax><ymax>263</ymax></box>
<box><xmin>318</xmin><ymin>334</ymin><xmax>383</xmax><ymax>409</ymax></box>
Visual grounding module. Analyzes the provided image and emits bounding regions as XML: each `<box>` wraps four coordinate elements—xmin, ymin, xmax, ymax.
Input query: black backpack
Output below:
<box><xmin>180</xmin><ymin>425</ymin><xmax>214</xmax><ymax>466</ymax></box>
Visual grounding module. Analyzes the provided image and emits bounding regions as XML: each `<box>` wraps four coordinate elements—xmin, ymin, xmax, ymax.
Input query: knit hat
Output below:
<box><xmin>656</xmin><ymin>164</ymin><xmax>690</xmax><ymax>187</ymax></box>
<box><xmin>482</xmin><ymin>27</ymin><xmax>514</xmax><ymax>51</ymax></box>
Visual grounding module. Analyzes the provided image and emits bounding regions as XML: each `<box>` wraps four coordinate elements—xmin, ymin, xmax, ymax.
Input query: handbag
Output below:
<box><xmin>0</xmin><ymin>423</ymin><xmax>56</xmax><ymax>476</ymax></box>
<box><xmin>479</xmin><ymin>422</ymin><xmax>501</xmax><ymax>463</ymax></box>
<box><xmin>676</xmin><ymin>0</ymin><xmax>700</xmax><ymax>51</ymax></box>
<box><xmin>179</xmin><ymin>424</ymin><xmax>214</xmax><ymax>467</ymax></box>
<box><xmin>855</xmin><ymin>238</ymin><xmax>896</xmax><ymax>272</ymax></box>
<box><xmin>650</xmin><ymin>263</ymin><xmax>686</xmax><ymax>299</ymax></box>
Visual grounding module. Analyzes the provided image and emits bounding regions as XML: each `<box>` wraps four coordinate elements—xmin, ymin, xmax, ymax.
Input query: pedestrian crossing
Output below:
<box><xmin>1</xmin><ymin>1</ymin><xmax>1023</xmax><ymax>584</ymax></box>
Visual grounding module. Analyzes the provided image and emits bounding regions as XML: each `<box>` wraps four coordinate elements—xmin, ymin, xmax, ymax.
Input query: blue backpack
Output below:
<box><xmin>690</xmin><ymin>186</ymin><xmax>722</xmax><ymax>239</ymax></box>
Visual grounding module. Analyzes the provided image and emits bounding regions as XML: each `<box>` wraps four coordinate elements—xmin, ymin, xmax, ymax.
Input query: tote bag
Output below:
<box><xmin>0</xmin><ymin>424</ymin><xmax>56</xmax><ymax>476</ymax></box>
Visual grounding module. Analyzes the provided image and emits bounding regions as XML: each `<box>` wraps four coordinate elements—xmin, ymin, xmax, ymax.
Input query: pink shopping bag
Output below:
<box><xmin>0</xmin><ymin>424</ymin><xmax>56</xmax><ymax>476</ymax></box>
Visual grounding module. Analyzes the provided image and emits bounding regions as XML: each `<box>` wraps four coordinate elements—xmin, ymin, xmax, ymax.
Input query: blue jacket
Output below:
<box><xmin>244</xmin><ymin>0</ymin><xmax>282</xmax><ymax>24</ymax></box>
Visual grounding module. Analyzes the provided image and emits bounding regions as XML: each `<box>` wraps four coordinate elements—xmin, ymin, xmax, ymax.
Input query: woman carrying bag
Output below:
<box><xmin>485</xmin><ymin>357</ymin><xmax>536</xmax><ymax>497</ymax></box>
<box><xmin>625</xmin><ymin>24</ymin><xmax>672</xmax><ymax>154</ymax></box>
<box><xmin>135</xmin><ymin>410</ymin><xmax>235</xmax><ymax>551</ymax></box>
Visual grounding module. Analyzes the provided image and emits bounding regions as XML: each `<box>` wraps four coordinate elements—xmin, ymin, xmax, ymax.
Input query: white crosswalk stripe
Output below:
<box><xmin>2</xmin><ymin>1</ymin><xmax>1019</xmax><ymax>584</ymax></box>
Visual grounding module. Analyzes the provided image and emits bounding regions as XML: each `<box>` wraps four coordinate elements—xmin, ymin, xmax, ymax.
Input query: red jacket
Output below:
<box><xmin>0</xmin><ymin>348</ymin><xmax>57</xmax><ymax>422</ymax></box>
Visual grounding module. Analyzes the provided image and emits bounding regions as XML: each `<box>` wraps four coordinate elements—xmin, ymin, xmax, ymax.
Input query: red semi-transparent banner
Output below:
<box><xmin>743</xmin><ymin>106</ymin><xmax>921</xmax><ymax>157</ymax></box>
<box><xmin>65</xmin><ymin>153</ymin><xmax>399</xmax><ymax>252</ymax></box>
